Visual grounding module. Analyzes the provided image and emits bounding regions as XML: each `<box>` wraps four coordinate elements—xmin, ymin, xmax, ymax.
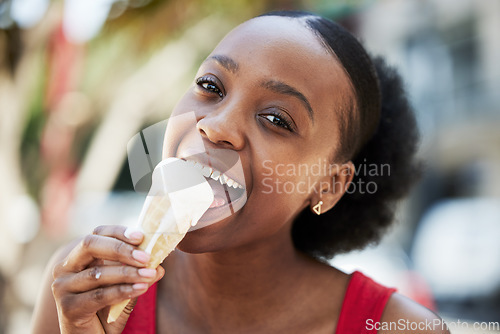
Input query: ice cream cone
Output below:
<box><xmin>107</xmin><ymin>158</ymin><xmax>213</xmax><ymax>323</ymax></box>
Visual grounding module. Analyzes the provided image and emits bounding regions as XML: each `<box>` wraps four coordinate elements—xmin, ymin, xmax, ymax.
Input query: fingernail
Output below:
<box><xmin>132</xmin><ymin>283</ymin><xmax>148</xmax><ymax>290</ymax></box>
<box><xmin>124</xmin><ymin>226</ymin><xmax>143</xmax><ymax>240</ymax></box>
<box><xmin>138</xmin><ymin>268</ymin><xmax>156</xmax><ymax>278</ymax></box>
<box><xmin>132</xmin><ymin>250</ymin><xmax>150</xmax><ymax>263</ymax></box>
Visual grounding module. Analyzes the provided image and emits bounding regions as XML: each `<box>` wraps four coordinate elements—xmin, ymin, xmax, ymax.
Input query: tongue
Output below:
<box><xmin>207</xmin><ymin>178</ymin><xmax>229</xmax><ymax>208</ymax></box>
<box><xmin>209</xmin><ymin>195</ymin><xmax>227</xmax><ymax>208</ymax></box>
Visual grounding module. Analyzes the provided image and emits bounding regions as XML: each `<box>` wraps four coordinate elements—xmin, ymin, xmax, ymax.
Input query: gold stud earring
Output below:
<box><xmin>312</xmin><ymin>201</ymin><xmax>323</xmax><ymax>215</ymax></box>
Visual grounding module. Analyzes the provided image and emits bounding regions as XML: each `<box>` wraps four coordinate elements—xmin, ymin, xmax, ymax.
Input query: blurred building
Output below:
<box><xmin>356</xmin><ymin>0</ymin><xmax>500</xmax><ymax>323</ymax></box>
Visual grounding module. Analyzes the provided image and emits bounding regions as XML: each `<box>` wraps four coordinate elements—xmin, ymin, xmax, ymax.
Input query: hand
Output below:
<box><xmin>51</xmin><ymin>225</ymin><xmax>165</xmax><ymax>334</ymax></box>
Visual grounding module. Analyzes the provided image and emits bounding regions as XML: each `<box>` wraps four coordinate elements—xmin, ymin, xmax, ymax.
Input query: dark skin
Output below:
<box><xmin>32</xmin><ymin>17</ymin><xmax>449</xmax><ymax>334</ymax></box>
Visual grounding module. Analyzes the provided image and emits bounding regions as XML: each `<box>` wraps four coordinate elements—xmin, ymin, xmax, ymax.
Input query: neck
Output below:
<box><xmin>159</xmin><ymin>224</ymin><xmax>317</xmax><ymax>331</ymax></box>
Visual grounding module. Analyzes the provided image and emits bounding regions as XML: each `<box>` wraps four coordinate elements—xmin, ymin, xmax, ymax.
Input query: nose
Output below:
<box><xmin>196</xmin><ymin>106</ymin><xmax>246</xmax><ymax>150</ymax></box>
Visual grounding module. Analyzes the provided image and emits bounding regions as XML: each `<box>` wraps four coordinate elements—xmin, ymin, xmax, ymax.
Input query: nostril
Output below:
<box><xmin>196</xmin><ymin>117</ymin><xmax>244</xmax><ymax>150</ymax></box>
<box><xmin>198</xmin><ymin>127</ymin><xmax>208</xmax><ymax>137</ymax></box>
<box><xmin>198</xmin><ymin>127</ymin><xmax>232</xmax><ymax>147</ymax></box>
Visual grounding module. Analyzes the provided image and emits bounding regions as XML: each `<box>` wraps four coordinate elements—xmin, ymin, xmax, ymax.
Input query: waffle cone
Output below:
<box><xmin>107</xmin><ymin>195</ymin><xmax>188</xmax><ymax>323</ymax></box>
<box><xmin>106</xmin><ymin>157</ymin><xmax>214</xmax><ymax>323</ymax></box>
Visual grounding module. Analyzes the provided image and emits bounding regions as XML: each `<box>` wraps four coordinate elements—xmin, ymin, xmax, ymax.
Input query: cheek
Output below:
<box><xmin>242</xmin><ymin>173</ymin><xmax>311</xmax><ymax>240</ymax></box>
<box><xmin>171</xmin><ymin>87</ymin><xmax>199</xmax><ymax>115</ymax></box>
<box><xmin>255</xmin><ymin>162</ymin><xmax>316</xmax><ymax>214</ymax></box>
<box><xmin>162</xmin><ymin>102</ymin><xmax>205</xmax><ymax>159</ymax></box>
<box><xmin>176</xmin><ymin>162</ymin><xmax>316</xmax><ymax>253</ymax></box>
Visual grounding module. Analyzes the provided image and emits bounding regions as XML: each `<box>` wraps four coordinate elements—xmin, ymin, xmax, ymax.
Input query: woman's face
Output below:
<box><xmin>163</xmin><ymin>16</ymin><xmax>355</xmax><ymax>253</ymax></box>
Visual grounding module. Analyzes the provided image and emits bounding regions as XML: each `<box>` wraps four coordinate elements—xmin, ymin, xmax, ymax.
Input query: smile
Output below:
<box><xmin>184</xmin><ymin>159</ymin><xmax>245</xmax><ymax>190</ymax></box>
<box><xmin>177</xmin><ymin>158</ymin><xmax>248</xmax><ymax>229</ymax></box>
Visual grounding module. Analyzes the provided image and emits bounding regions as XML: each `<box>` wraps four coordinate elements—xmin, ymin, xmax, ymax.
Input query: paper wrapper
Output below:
<box><xmin>107</xmin><ymin>158</ymin><xmax>213</xmax><ymax>323</ymax></box>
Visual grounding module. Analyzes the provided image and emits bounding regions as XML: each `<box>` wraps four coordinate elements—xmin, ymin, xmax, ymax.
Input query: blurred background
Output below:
<box><xmin>0</xmin><ymin>0</ymin><xmax>499</xmax><ymax>333</ymax></box>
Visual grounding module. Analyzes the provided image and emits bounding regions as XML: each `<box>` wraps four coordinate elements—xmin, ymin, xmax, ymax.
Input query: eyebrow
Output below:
<box><xmin>207</xmin><ymin>54</ymin><xmax>239</xmax><ymax>73</ymax></box>
<box><xmin>205</xmin><ymin>55</ymin><xmax>314</xmax><ymax>122</ymax></box>
<box><xmin>261</xmin><ymin>80</ymin><xmax>314</xmax><ymax>122</ymax></box>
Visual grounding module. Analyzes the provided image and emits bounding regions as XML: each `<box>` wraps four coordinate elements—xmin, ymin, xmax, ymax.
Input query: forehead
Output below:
<box><xmin>209</xmin><ymin>16</ymin><xmax>354</xmax><ymax>125</ymax></box>
<box><xmin>219</xmin><ymin>16</ymin><xmax>329</xmax><ymax>57</ymax></box>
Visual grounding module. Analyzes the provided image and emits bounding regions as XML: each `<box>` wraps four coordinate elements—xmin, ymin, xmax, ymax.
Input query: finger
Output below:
<box><xmin>62</xmin><ymin>235</ymin><xmax>150</xmax><ymax>272</ymax></box>
<box><xmin>92</xmin><ymin>225</ymin><xmax>144</xmax><ymax>245</ymax></box>
<box><xmin>58</xmin><ymin>284</ymin><xmax>149</xmax><ymax>317</ymax></box>
<box><xmin>64</xmin><ymin>265</ymin><xmax>160</xmax><ymax>293</ymax></box>
<box><xmin>154</xmin><ymin>265</ymin><xmax>165</xmax><ymax>283</ymax></box>
<box><xmin>83</xmin><ymin>283</ymin><xmax>149</xmax><ymax>313</ymax></box>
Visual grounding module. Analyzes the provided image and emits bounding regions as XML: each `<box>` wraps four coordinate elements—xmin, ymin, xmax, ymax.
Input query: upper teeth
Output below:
<box><xmin>186</xmin><ymin>160</ymin><xmax>244</xmax><ymax>189</ymax></box>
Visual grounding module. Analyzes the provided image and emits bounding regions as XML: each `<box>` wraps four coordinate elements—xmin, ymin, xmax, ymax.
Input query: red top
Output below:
<box><xmin>335</xmin><ymin>271</ymin><xmax>396</xmax><ymax>333</ymax></box>
<box><xmin>122</xmin><ymin>283</ymin><xmax>157</xmax><ymax>334</ymax></box>
<box><xmin>122</xmin><ymin>271</ymin><xmax>395</xmax><ymax>334</ymax></box>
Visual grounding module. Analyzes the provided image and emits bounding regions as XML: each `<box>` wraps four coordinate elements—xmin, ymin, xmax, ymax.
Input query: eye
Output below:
<box><xmin>261</xmin><ymin>111</ymin><xmax>294</xmax><ymax>132</ymax></box>
<box><xmin>196</xmin><ymin>75</ymin><xmax>224</xmax><ymax>98</ymax></box>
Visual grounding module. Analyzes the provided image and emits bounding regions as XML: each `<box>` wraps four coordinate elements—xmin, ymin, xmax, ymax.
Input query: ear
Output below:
<box><xmin>310</xmin><ymin>161</ymin><xmax>355</xmax><ymax>215</ymax></box>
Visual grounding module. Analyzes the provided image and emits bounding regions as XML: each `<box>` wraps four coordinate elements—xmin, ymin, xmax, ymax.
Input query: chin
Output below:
<box><xmin>176</xmin><ymin>231</ymin><xmax>224</xmax><ymax>254</ymax></box>
<box><xmin>175</xmin><ymin>216</ymin><xmax>235</xmax><ymax>254</ymax></box>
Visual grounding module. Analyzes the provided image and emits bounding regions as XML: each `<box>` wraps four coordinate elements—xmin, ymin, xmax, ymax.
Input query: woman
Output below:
<box><xmin>32</xmin><ymin>11</ymin><xmax>449</xmax><ymax>334</ymax></box>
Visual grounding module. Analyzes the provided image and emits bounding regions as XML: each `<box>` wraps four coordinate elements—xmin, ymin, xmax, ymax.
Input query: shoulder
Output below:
<box><xmin>377</xmin><ymin>293</ymin><xmax>450</xmax><ymax>334</ymax></box>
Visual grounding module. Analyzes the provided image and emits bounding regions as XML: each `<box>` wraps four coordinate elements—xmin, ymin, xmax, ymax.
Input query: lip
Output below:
<box><xmin>192</xmin><ymin>182</ymin><xmax>247</xmax><ymax>229</ymax></box>
<box><xmin>177</xmin><ymin>151</ymin><xmax>248</xmax><ymax>230</ymax></box>
<box><xmin>175</xmin><ymin>147</ymin><xmax>249</xmax><ymax>230</ymax></box>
